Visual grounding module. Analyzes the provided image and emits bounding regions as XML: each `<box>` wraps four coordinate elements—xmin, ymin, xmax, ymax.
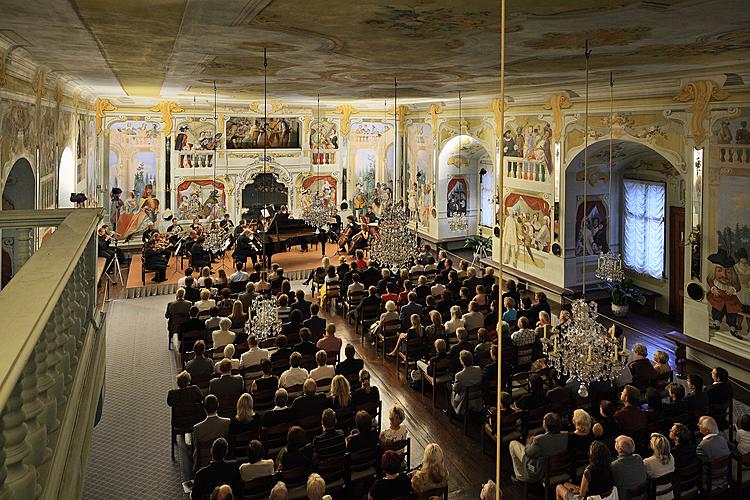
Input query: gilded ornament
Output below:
<box><xmin>334</xmin><ymin>105</ymin><xmax>358</xmax><ymax>136</ymax></box>
<box><xmin>396</xmin><ymin>105</ymin><xmax>410</xmax><ymax>135</ymax></box>
<box><xmin>150</xmin><ymin>101</ymin><xmax>184</xmax><ymax>136</ymax></box>
<box><xmin>428</xmin><ymin>104</ymin><xmax>442</xmax><ymax>140</ymax></box>
<box><xmin>673</xmin><ymin>80</ymin><xmax>729</xmax><ymax>145</ymax></box>
<box><xmin>94</xmin><ymin>98</ymin><xmax>117</xmax><ymax>135</ymax></box>
<box><xmin>543</xmin><ymin>95</ymin><xmax>572</xmax><ymax>142</ymax></box>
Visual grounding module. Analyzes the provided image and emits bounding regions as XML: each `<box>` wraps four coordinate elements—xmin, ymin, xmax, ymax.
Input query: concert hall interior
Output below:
<box><xmin>1</xmin><ymin>1</ymin><xmax>750</xmax><ymax>499</ymax></box>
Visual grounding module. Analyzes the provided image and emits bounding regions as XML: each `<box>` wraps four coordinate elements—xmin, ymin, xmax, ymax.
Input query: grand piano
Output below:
<box><xmin>263</xmin><ymin>212</ymin><xmax>319</xmax><ymax>255</ymax></box>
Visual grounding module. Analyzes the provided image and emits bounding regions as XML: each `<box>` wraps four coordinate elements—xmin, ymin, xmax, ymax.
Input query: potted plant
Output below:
<box><xmin>465</xmin><ymin>235</ymin><xmax>492</xmax><ymax>258</ymax></box>
<box><xmin>602</xmin><ymin>278</ymin><xmax>646</xmax><ymax>317</ymax></box>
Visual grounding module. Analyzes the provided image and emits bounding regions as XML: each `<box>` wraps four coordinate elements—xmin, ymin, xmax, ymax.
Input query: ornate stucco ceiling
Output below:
<box><xmin>1</xmin><ymin>0</ymin><xmax>749</xmax><ymax>105</ymax></box>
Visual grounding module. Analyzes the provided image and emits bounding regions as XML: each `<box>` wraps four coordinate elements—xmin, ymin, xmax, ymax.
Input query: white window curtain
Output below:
<box><xmin>623</xmin><ymin>179</ymin><xmax>666</xmax><ymax>278</ymax></box>
<box><xmin>480</xmin><ymin>167</ymin><xmax>494</xmax><ymax>227</ymax></box>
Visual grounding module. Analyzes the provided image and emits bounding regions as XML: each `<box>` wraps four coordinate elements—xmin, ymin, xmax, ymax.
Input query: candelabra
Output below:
<box><xmin>301</xmin><ymin>192</ymin><xmax>329</xmax><ymax>228</ymax></box>
<box><xmin>246</xmin><ymin>296</ymin><xmax>281</xmax><ymax>340</ymax></box>
<box><xmin>541</xmin><ymin>299</ymin><xmax>628</xmax><ymax>397</ymax></box>
<box><xmin>370</xmin><ymin>201</ymin><xmax>419</xmax><ymax>269</ymax></box>
<box><xmin>595</xmin><ymin>251</ymin><xmax>624</xmax><ymax>283</ymax></box>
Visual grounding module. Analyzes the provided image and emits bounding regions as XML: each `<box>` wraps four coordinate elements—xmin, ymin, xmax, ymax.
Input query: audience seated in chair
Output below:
<box><xmin>352</xmin><ymin>369</ymin><xmax>379</xmax><ymax>407</ymax></box>
<box><xmin>410</xmin><ymin>442</ymin><xmax>449</xmax><ymax>495</ymax></box>
<box><xmin>449</xmin><ymin>350</ymin><xmax>482</xmax><ymax>416</ymax></box>
<box><xmin>229</xmin><ymin>393</ymin><xmax>260</xmax><ymax>435</ymax></box>
<box><xmin>167</xmin><ymin>370</ymin><xmax>203</xmax><ymax>408</ymax></box>
<box><xmin>214</xmin><ymin>344</ymin><xmax>239</xmax><ymax>373</ymax></box>
<box><xmin>276</xmin><ymin>425</ymin><xmax>314</xmax><ymax>472</ymax></box>
<box><xmin>615</xmin><ymin>385</ymin><xmax>648</xmax><ymax>437</ymax></box>
<box><xmin>369</xmin><ymin>450</ymin><xmax>412</xmax><ymax>500</ymax></box>
<box><xmin>240</xmin><ymin>334</ymin><xmax>269</xmax><ymax>369</ymax></box>
<box><xmin>279</xmin><ymin>352</ymin><xmax>309</xmax><ymax>390</ymax></box>
<box><xmin>291</xmin><ymin>378</ymin><xmax>329</xmax><ymax>419</ymax></box>
<box><xmin>696</xmin><ymin>415</ymin><xmax>730</xmax><ymax>490</ymax></box>
<box><xmin>239</xmin><ymin>439</ymin><xmax>274</xmax><ymax>482</ymax></box>
<box><xmin>209</xmin><ymin>359</ymin><xmax>243</xmax><ymax>404</ymax></box>
<box><xmin>644</xmin><ymin>432</ymin><xmax>675</xmax><ymax>500</ymax></box>
<box><xmin>669</xmin><ymin>422</ymin><xmax>698</xmax><ymax>469</ymax></box>
<box><xmin>261</xmin><ymin>388</ymin><xmax>295</xmax><ymax>428</ymax></box>
<box><xmin>346</xmin><ymin>410</ymin><xmax>379</xmax><ymax>453</ymax></box>
<box><xmin>192</xmin><ymin>395</ymin><xmax>230</xmax><ymax>470</ymax></box>
<box><xmin>611</xmin><ymin>435</ymin><xmax>647</xmax><ymax>499</ymax></box>
<box><xmin>335</xmin><ymin>344</ymin><xmax>364</xmax><ymax>378</ymax></box>
<box><xmin>379</xmin><ymin>404</ymin><xmax>407</xmax><ymax>446</ymax></box>
<box><xmin>316</xmin><ymin>324</ymin><xmax>342</xmax><ymax>355</ymax></box>
<box><xmin>313</xmin><ymin>408</ymin><xmax>346</xmax><ymax>460</ymax></box>
<box><xmin>191</xmin><ymin>437</ymin><xmax>240</xmax><ymax>500</ymax></box>
<box><xmin>212</xmin><ymin>318</ymin><xmax>236</xmax><ymax>350</ymax></box>
<box><xmin>186</xmin><ymin>340</ymin><xmax>214</xmax><ymax>379</ymax></box>
<box><xmin>508</xmin><ymin>412</ymin><xmax>568</xmax><ymax>484</ymax></box>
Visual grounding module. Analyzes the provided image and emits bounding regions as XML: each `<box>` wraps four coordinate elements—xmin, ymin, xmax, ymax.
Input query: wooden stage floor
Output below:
<box><xmin>123</xmin><ymin>246</ymin><xmax>353</xmax><ymax>298</ymax></box>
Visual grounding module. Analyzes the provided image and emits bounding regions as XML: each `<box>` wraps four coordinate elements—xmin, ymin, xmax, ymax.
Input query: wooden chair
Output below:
<box><xmin>217</xmin><ymin>395</ymin><xmax>240</xmax><ymax>418</ymax></box>
<box><xmin>239</xmin><ymin>364</ymin><xmax>263</xmax><ymax>391</ymax></box>
<box><xmin>524</xmin><ymin>450</ymin><xmax>570</xmax><ymax>500</ymax></box>
<box><xmin>512</xmin><ymin>343</ymin><xmax>535</xmax><ymax>372</ymax></box>
<box><xmin>419</xmin><ymin>357</ymin><xmax>454</xmax><ymax>408</ymax></box>
<box><xmin>229</xmin><ymin>429</ymin><xmax>261</xmax><ymax>460</ymax></box>
<box><xmin>284</xmin><ymin>383</ymin><xmax>304</xmax><ymax>401</ymax></box>
<box><xmin>380</xmin><ymin>437</ymin><xmax>411</xmax><ymax>472</ymax></box>
<box><xmin>731</xmin><ymin>443</ymin><xmax>750</xmax><ymax>496</ymax></box>
<box><xmin>416</xmin><ymin>485</ymin><xmax>448</xmax><ymax>500</ymax></box>
<box><xmin>261</xmin><ymin>422</ymin><xmax>291</xmax><ymax>459</ymax></box>
<box><xmin>300</xmin><ymin>354</ymin><xmax>316</xmax><ymax>371</ymax></box>
<box><xmin>141</xmin><ymin>254</ymin><xmax>158</xmax><ymax>285</ymax></box>
<box><xmin>345</xmin><ymin>372</ymin><xmax>362</xmax><ymax>392</ymax></box>
<box><xmin>356</xmin><ymin>303</ymin><xmax>381</xmax><ymax>340</ymax></box>
<box><xmin>251</xmin><ymin>388</ymin><xmax>276</xmax><ymax>414</ymax></box>
<box><xmin>702</xmin><ymin>455</ymin><xmax>730</xmax><ymax>498</ymax></box>
<box><xmin>295</xmin><ymin>414</ymin><xmax>322</xmax><ymax>442</ymax></box>
<box><xmin>315</xmin><ymin>377</ymin><xmax>333</xmax><ymax>394</ymax></box>
<box><xmin>230</xmin><ymin>280</ymin><xmax>249</xmax><ymax>294</ymax></box>
<box><xmin>522</xmin><ymin>404</ymin><xmax>550</xmax><ymax>439</ymax></box>
<box><xmin>397</xmin><ymin>338</ymin><xmax>424</xmax><ymax>382</ymax></box>
<box><xmin>347</xmin><ymin>448</ymin><xmax>378</xmax><ymax>491</ymax></box>
<box><xmin>334</xmin><ymin>406</ymin><xmax>354</xmax><ymax>432</ymax></box>
<box><xmin>481</xmin><ymin>421</ymin><xmax>498</xmax><ymax>457</ymax></box>
<box><xmin>271</xmin><ymin>358</ymin><xmax>290</xmax><ymax>377</ymax></box>
<box><xmin>449</xmin><ymin>383</ymin><xmax>484</xmax><ymax>436</ymax></box>
<box><xmin>650</xmin><ymin>472</ymin><xmax>675</xmax><ymax>500</ymax></box>
<box><xmin>167</xmin><ymin>312</ymin><xmax>190</xmax><ymax>350</ymax></box>
<box><xmin>344</xmin><ymin>290</ymin><xmax>364</xmax><ymax>322</ymax></box>
<box><xmin>673</xmin><ymin>461</ymin><xmax>701</xmax><ymax>500</ymax></box>
<box><xmin>509</xmin><ymin>371</ymin><xmax>531</xmax><ymax>401</ymax></box>
<box><xmin>180</xmin><ymin>329</ymin><xmax>207</xmax><ymax>365</ymax></box>
<box><xmin>169</xmin><ymin>402</ymin><xmax>205</xmax><ymax>461</ymax></box>
<box><xmin>317</xmin><ymin>454</ymin><xmax>348</xmax><ymax>497</ymax></box>
<box><xmin>325</xmin><ymin>350</ymin><xmax>340</xmax><ymax>365</ymax></box>
<box><xmin>354</xmin><ymin>399</ymin><xmax>382</xmax><ymax>433</ymax></box>
<box><xmin>241</xmin><ymin>473</ymin><xmax>277</xmax><ymax>500</ymax></box>
<box><xmin>280</xmin><ymin>465</ymin><xmax>312</xmax><ymax>499</ymax></box>
<box><xmin>375</xmin><ymin>318</ymin><xmax>401</xmax><ymax>357</ymax></box>
<box><xmin>190</xmin><ymin>372</ymin><xmax>214</xmax><ymax>393</ymax></box>
<box><xmin>624</xmin><ymin>480</ymin><xmax>649</xmax><ymax>500</ymax></box>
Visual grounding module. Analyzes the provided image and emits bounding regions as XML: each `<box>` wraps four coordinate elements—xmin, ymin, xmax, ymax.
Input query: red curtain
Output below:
<box><xmin>504</xmin><ymin>193</ymin><xmax>550</xmax><ymax>215</ymax></box>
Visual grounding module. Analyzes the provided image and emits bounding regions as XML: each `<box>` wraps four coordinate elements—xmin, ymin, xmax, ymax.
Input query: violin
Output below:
<box><xmin>338</xmin><ymin>223</ymin><xmax>354</xmax><ymax>248</ymax></box>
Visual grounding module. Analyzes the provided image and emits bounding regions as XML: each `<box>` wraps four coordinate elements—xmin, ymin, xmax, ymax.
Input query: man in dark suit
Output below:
<box><xmin>191</xmin><ymin>437</ymin><xmax>239</xmax><ymax>500</ymax></box>
<box><xmin>167</xmin><ymin>370</ymin><xmax>204</xmax><ymax>408</ymax></box>
<box><xmin>335</xmin><ymin>344</ymin><xmax>364</xmax><ymax>377</ymax></box>
<box><xmin>270</xmin><ymin>268</ymin><xmax>286</xmax><ymax>294</ymax></box>
<box><xmin>290</xmin><ymin>289</ymin><xmax>312</xmax><ymax>321</ymax></box>
<box><xmin>707</xmin><ymin>367</ymin><xmax>733</xmax><ymax>430</ymax></box>
<box><xmin>508</xmin><ymin>412</ymin><xmax>568</xmax><ymax>484</ymax></box>
<box><xmin>448</xmin><ymin>327</ymin><xmax>474</xmax><ymax>358</ymax></box>
<box><xmin>192</xmin><ymin>395</ymin><xmax>230</xmax><ymax>470</ymax></box>
<box><xmin>237</xmin><ymin>282</ymin><xmax>257</xmax><ymax>313</ymax></box>
<box><xmin>143</xmin><ymin>238</ymin><xmax>169</xmax><ymax>282</ymax></box>
<box><xmin>352</xmin><ymin>286</ymin><xmax>381</xmax><ymax>320</ymax></box>
<box><xmin>270</xmin><ymin>335</ymin><xmax>293</xmax><ymax>364</ymax></box>
<box><xmin>209</xmin><ymin>360</ymin><xmax>243</xmax><ymax>405</ymax></box>
<box><xmin>292</xmin><ymin>328</ymin><xmax>318</xmax><ymax>357</ymax></box>
<box><xmin>628</xmin><ymin>343</ymin><xmax>657</xmax><ymax>391</ymax></box>
<box><xmin>684</xmin><ymin>374</ymin><xmax>710</xmax><ymax>414</ymax></box>
<box><xmin>261</xmin><ymin>388</ymin><xmax>295</xmax><ymax>428</ymax></box>
<box><xmin>291</xmin><ymin>379</ymin><xmax>329</xmax><ymax>419</ymax></box>
<box><xmin>189</xmin><ymin>235</ymin><xmax>211</xmax><ymax>269</ymax></box>
<box><xmin>462</xmin><ymin>267</ymin><xmax>480</xmax><ymax>294</ymax></box>
<box><xmin>179</xmin><ymin>306</ymin><xmax>206</xmax><ymax>340</ymax></box>
<box><xmin>361</xmin><ymin>262</ymin><xmax>382</xmax><ymax>288</ymax></box>
<box><xmin>185</xmin><ymin>340</ymin><xmax>214</xmax><ymax>378</ymax></box>
<box><xmin>165</xmin><ymin>288</ymin><xmax>192</xmax><ymax>348</ymax></box>
<box><xmin>482</xmin><ymin>345</ymin><xmax>498</xmax><ymax>384</ymax></box>
<box><xmin>376</xmin><ymin>269</ymin><xmax>395</xmax><ymax>295</ymax></box>
<box><xmin>303</xmin><ymin>303</ymin><xmax>326</xmax><ymax>341</ymax></box>
<box><xmin>399</xmin><ymin>292</ymin><xmax>424</xmax><ymax>322</ymax></box>
<box><xmin>614</xmin><ymin>385</ymin><xmax>648</xmax><ymax>436</ymax></box>
<box><xmin>450</xmin><ymin>350</ymin><xmax>483</xmax><ymax>415</ymax></box>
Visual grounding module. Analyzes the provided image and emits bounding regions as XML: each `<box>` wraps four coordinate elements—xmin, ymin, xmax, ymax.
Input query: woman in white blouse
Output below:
<box><xmin>644</xmin><ymin>433</ymin><xmax>675</xmax><ymax>500</ymax></box>
<box><xmin>443</xmin><ymin>305</ymin><xmax>465</xmax><ymax>336</ymax></box>
<box><xmin>195</xmin><ymin>288</ymin><xmax>216</xmax><ymax>312</ymax></box>
<box><xmin>380</xmin><ymin>404</ymin><xmax>408</xmax><ymax>445</ymax></box>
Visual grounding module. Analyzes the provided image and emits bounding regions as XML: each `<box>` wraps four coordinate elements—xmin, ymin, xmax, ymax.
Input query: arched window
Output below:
<box><xmin>57</xmin><ymin>147</ymin><xmax>76</xmax><ymax>208</ymax></box>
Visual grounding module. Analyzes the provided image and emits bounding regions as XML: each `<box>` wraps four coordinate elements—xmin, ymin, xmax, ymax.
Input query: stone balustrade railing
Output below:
<box><xmin>0</xmin><ymin>208</ymin><xmax>106</xmax><ymax>500</ymax></box>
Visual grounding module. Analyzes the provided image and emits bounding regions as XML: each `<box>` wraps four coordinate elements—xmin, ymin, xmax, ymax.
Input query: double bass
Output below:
<box><xmin>338</xmin><ymin>223</ymin><xmax>354</xmax><ymax>249</ymax></box>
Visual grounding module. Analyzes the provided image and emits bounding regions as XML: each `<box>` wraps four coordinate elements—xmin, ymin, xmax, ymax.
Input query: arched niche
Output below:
<box><xmin>57</xmin><ymin>146</ymin><xmax>76</xmax><ymax>208</ymax></box>
<box><xmin>234</xmin><ymin>160</ymin><xmax>293</xmax><ymax>218</ymax></box>
<box><xmin>436</xmin><ymin>134</ymin><xmax>490</xmax><ymax>237</ymax></box>
<box><xmin>1</xmin><ymin>157</ymin><xmax>37</xmax><ymax>287</ymax></box>
<box><xmin>563</xmin><ymin>139</ymin><xmax>683</xmax><ymax>297</ymax></box>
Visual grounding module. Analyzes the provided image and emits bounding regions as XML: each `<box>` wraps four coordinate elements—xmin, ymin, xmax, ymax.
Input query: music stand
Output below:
<box><xmin>104</xmin><ymin>240</ymin><xmax>124</xmax><ymax>285</ymax></box>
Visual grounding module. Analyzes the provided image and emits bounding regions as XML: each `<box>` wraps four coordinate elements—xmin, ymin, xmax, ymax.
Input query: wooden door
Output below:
<box><xmin>669</xmin><ymin>206</ymin><xmax>685</xmax><ymax>322</ymax></box>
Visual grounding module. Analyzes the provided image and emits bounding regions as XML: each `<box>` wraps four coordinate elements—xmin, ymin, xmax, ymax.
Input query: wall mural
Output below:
<box><xmin>575</xmin><ymin>197</ymin><xmax>609</xmax><ymax>257</ymax></box>
<box><xmin>309</xmin><ymin>119</ymin><xmax>339</xmax><ymax>149</ymax></box>
<box><xmin>225</xmin><ymin>117</ymin><xmax>300</xmax><ymax>149</ymax></box>
<box><xmin>502</xmin><ymin>193</ymin><xmax>552</xmax><ymax>267</ymax></box>
<box><xmin>406</xmin><ymin>123</ymin><xmax>433</xmax><ymax>223</ymax></box>
<box><xmin>76</xmin><ymin>114</ymin><xmax>86</xmax><ymax>184</ymax></box>
<box><xmin>174</xmin><ymin>119</ymin><xmax>221</xmax><ymax>167</ymax></box>
<box><xmin>713</xmin><ymin>116</ymin><xmax>750</xmax><ymax>163</ymax></box>
<box><xmin>0</xmin><ymin>104</ymin><xmax>32</xmax><ymax>169</ymax></box>
<box><xmin>299</xmin><ymin>174</ymin><xmax>337</xmax><ymax>212</ymax></box>
<box><xmin>447</xmin><ymin>177</ymin><xmax>467</xmax><ymax>217</ymax></box>
<box><xmin>107</xmin><ymin>120</ymin><xmax>162</xmax><ymax>236</ymax></box>
<box><xmin>502</xmin><ymin>119</ymin><xmax>553</xmax><ymax>173</ymax></box>
<box><xmin>176</xmin><ymin>179</ymin><xmax>226</xmax><ymax>221</ymax></box>
<box><xmin>86</xmin><ymin>118</ymin><xmax>96</xmax><ymax>202</ymax></box>
<box><xmin>349</xmin><ymin>122</ymin><xmax>393</xmax><ymax>218</ymax></box>
<box><xmin>39</xmin><ymin>108</ymin><xmax>56</xmax><ymax>177</ymax></box>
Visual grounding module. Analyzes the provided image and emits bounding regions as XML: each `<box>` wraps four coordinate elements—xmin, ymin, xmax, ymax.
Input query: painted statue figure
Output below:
<box><xmin>707</xmin><ymin>248</ymin><xmax>744</xmax><ymax>339</ymax></box>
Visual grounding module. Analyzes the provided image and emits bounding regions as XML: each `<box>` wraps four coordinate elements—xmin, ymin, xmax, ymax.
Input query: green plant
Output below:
<box><xmin>464</xmin><ymin>235</ymin><xmax>491</xmax><ymax>251</ymax></box>
<box><xmin>602</xmin><ymin>278</ymin><xmax>646</xmax><ymax>307</ymax></box>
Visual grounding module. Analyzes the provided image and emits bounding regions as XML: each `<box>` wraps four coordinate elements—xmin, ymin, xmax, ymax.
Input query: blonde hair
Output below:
<box><xmin>330</xmin><ymin>375</ymin><xmax>351</xmax><ymax>407</ymax></box>
<box><xmin>503</xmin><ymin>296</ymin><xmax>516</xmax><ymax>309</ymax></box>
<box><xmin>306</xmin><ymin>473</ymin><xmax>326</xmax><ymax>500</ymax></box>
<box><xmin>649</xmin><ymin>433</ymin><xmax>672</xmax><ymax>465</ymax></box>
<box><xmin>322</xmin><ymin>257</ymin><xmax>330</xmax><ymax>271</ymax></box>
<box><xmin>421</xmin><ymin>443</ymin><xmax>448</xmax><ymax>484</ymax></box>
<box><xmin>236</xmin><ymin>393</ymin><xmax>255</xmax><ymax>422</ymax></box>
<box><xmin>411</xmin><ymin>314</ymin><xmax>423</xmax><ymax>337</ymax></box>
<box><xmin>201</xmin><ymin>266</ymin><xmax>211</xmax><ymax>278</ymax></box>
<box><xmin>200</xmin><ymin>288</ymin><xmax>211</xmax><ymax>300</ymax></box>
<box><xmin>654</xmin><ymin>350</ymin><xmax>669</xmax><ymax>364</ymax></box>
<box><xmin>219</xmin><ymin>317</ymin><xmax>232</xmax><ymax>330</ymax></box>
<box><xmin>430</xmin><ymin>310</ymin><xmax>442</xmax><ymax>327</ymax></box>
<box><xmin>573</xmin><ymin>409</ymin><xmax>592</xmax><ymax>434</ymax></box>
<box><xmin>450</xmin><ymin>305</ymin><xmax>461</xmax><ymax>319</ymax></box>
<box><xmin>223</xmin><ymin>344</ymin><xmax>235</xmax><ymax>358</ymax></box>
<box><xmin>176</xmin><ymin>370</ymin><xmax>191</xmax><ymax>388</ymax></box>
<box><xmin>389</xmin><ymin>404</ymin><xmax>405</xmax><ymax>426</ymax></box>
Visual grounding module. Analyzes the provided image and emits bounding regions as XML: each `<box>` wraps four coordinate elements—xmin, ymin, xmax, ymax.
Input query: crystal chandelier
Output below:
<box><xmin>205</xmin><ymin>226</ymin><xmax>225</xmax><ymax>254</ymax></box>
<box><xmin>302</xmin><ymin>94</ymin><xmax>329</xmax><ymax>229</ymax></box>
<box><xmin>369</xmin><ymin>78</ymin><xmax>419</xmax><ymax>269</ymax></box>
<box><xmin>541</xmin><ymin>299</ymin><xmax>627</xmax><ymax>397</ymax></box>
<box><xmin>596</xmin><ymin>251</ymin><xmax>624</xmax><ymax>282</ymax></box>
<box><xmin>246</xmin><ymin>296</ymin><xmax>281</xmax><ymax>340</ymax></box>
<box><xmin>541</xmin><ymin>42</ymin><xmax>626</xmax><ymax>398</ymax></box>
<box><xmin>596</xmin><ymin>71</ymin><xmax>623</xmax><ymax>283</ymax></box>
<box><xmin>302</xmin><ymin>191</ymin><xmax>329</xmax><ymax>228</ymax></box>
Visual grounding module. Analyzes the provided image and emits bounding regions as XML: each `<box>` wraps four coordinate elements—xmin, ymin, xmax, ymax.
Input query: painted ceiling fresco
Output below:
<box><xmin>1</xmin><ymin>0</ymin><xmax>748</xmax><ymax>102</ymax></box>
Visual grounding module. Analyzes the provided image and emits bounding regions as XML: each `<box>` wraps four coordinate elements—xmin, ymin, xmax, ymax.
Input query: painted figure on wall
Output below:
<box><xmin>175</xmin><ymin>180</ymin><xmax>226</xmax><ymax>221</ymax></box>
<box><xmin>503</xmin><ymin>120</ymin><xmax>554</xmax><ymax>173</ymax></box>
<box><xmin>447</xmin><ymin>178</ymin><xmax>468</xmax><ymax>217</ymax></box>
<box><xmin>310</xmin><ymin>119</ymin><xmax>339</xmax><ymax>149</ymax></box>
<box><xmin>503</xmin><ymin>193</ymin><xmax>552</xmax><ymax>267</ymax></box>
<box><xmin>707</xmin><ymin>249</ymin><xmax>744</xmax><ymax>339</ymax></box>
<box><xmin>108</xmin><ymin>120</ymin><xmax>161</xmax><ymax>234</ymax></box>
<box><xmin>575</xmin><ymin>200</ymin><xmax>609</xmax><ymax>256</ymax></box>
<box><xmin>174</xmin><ymin>120</ymin><xmax>221</xmax><ymax>167</ymax></box>
<box><xmin>713</xmin><ymin>117</ymin><xmax>750</xmax><ymax>163</ymax></box>
<box><xmin>225</xmin><ymin>117</ymin><xmax>300</xmax><ymax>149</ymax></box>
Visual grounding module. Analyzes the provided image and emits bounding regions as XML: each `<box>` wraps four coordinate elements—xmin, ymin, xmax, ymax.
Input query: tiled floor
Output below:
<box><xmin>82</xmin><ymin>295</ymin><xmax>186</xmax><ymax>499</ymax></box>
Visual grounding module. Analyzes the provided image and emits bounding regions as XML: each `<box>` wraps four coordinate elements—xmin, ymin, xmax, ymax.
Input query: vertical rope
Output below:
<box><xmin>583</xmin><ymin>41</ymin><xmax>591</xmax><ymax>297</ymax></box>
<box><xmin>495</xmin><ymin>0</ymin><xmax>505</xmax><ymax>495</ymax></box>
<box><xmin>261</xmin><ymin>48</ymin><xmax>268</xmax><ymax>272</ymax></box>
<box><xmin>394</xmin><ymin>77</ymin><xmax>398</xmax><ymax>202</ymax></box>
<box><xmin>609</xmin><ymin>72</ymin><xmax>614</xmax><ymax>249</ymax></box>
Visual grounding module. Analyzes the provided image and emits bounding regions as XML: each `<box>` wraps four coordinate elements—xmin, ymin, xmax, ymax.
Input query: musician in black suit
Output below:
<box><xmin>365</xmin><ymin>206</ymin><xmax>378</xmax><ymax>224</ymax></box>
<box><xmin>190</xmin><ymin>235</ymin><xmax>211</xmax><ymax>269</ymax></box>
<box><xmin>233</xmin><ymin>228</ymin><xmax>258</xmax><ymax>265</ymax></box>
<box><xmin>167</xmin><ymin>219</ymin><xmax>183</xmax><ymax>245</ymax></box>
<box><xmin>144</xmin><ymin>239</ymin><xmax>169</xmax><ymax>282</ymax></box>
<box><xmin>142</xmin><ymin>222</ymin><xmax>157</xmax><ymax>243</ymax></box>
<box><xmin>219</xmin><ymin>213</ymin><xmax>234</xmax><ymax>231</ymax></box>
<box><xmin>330</xmin><ymin>208</ymin><xmax>342</xmax><ymax>234</ymax></box>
